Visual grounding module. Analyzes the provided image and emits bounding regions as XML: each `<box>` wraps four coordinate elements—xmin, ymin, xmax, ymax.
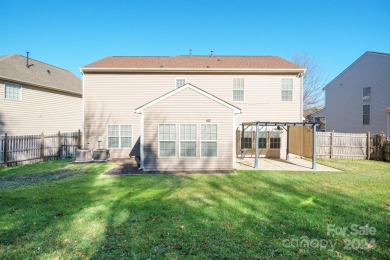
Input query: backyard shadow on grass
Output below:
<box><xmin>89</xmin><ymin>171</ymin><xmax>388</xmax><ymax>259</ymax></box>
<box><xmin>1</xmin><ymin>160</ymin><xmax>388</xmax><ymax>258</ymax></box>
<box><xmin>0</xmin><ymin>161</ymin><xmax>122</xmax><ymax>258</ymax></box>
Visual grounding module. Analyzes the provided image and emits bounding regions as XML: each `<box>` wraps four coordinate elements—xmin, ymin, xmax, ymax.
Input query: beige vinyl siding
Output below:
<box><xmin>83</xmin><ymin>73</ymin><xmax>302</xmax><ymax>158</ymax></box>
<box><xmin>142</xmin><ymin>87</ymin><xmax>233</xmax><ymax>171</ymax></box>
<box><xmin>0</xmin><ymin>80</ymin><xmax>82</xmax><ymax>135</ymax></box>
<box><xmin>323</xmin><ymin>52</ymin><xmax>390</xmax><ymax>134</ymax></box>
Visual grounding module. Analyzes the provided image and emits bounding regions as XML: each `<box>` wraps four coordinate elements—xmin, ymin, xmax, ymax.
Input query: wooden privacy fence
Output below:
<box><xmin>288</xmin><ymin>126</ymin><xmax>313</xmax><ymax>158</ymax></box>
<box><xmin>288</xmin><ymin>128</ymin><xmax>389</xmax><ymax>161</ymax></box>
<box><xmin>370</xmin><ymin>133</ymin><xmax>389</xmax><ymax>161</ymax></box>
<box><xmin>0</xmin><ymin>130</ymin><xmax>81</xmax><ymax>167</ymax></box>
<box><xmin>316</xmin><ymin>131</ymin><xmax>368</xmax><ymax>159</ymax></box>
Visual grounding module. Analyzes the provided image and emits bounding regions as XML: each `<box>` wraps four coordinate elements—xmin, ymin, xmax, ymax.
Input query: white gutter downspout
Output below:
<box><xmin>140</xmin><ymin>113</ymin><xmax>144</xmax><ymax>169</ymax></box>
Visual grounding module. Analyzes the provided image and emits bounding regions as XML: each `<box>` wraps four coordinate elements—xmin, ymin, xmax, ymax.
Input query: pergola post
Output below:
<box><xmin>312</xmin><ymin>124</ymin><xmax>317</xmax><ymax>170</ymax></box>
<box><xmin>255</xmin><ymin>123</ymin><xmax>259</xmax><ymax>169</ymax></box>
<box><xmin>241</xmin><ymin>124</ymin><xmax>245</xmax><ymax>159</ymax></box>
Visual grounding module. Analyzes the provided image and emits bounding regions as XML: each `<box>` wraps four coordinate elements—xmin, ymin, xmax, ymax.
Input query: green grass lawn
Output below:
<box><xmin>0</xmin><ymin>159</ymin><xmax>389</xmax><ymax>259</ymax></box>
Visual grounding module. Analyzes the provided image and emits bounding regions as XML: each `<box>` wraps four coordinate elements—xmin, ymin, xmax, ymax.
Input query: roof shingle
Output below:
<box><xmin>0</xmin><ymin>54</ymin><xmax>81</xmax><ymax>95</ymax></box>
<box><xmin>82</xmin><ymin>55</ymin><xmax>303</xmax><ymax>70</ymax></box>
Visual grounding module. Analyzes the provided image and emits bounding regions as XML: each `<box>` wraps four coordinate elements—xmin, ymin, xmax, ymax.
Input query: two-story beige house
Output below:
<box><xmin>81</xmin><ymin>55</ymin><xmax>305</xmax><ymax>171</ymax></box>
<box><xmin>0</xmin><ymin>54</ymin><xmax>82</xmax><ymax>135</ymax></box>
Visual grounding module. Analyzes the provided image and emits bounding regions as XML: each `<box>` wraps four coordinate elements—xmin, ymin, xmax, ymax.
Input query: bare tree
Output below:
<box><xmin>293</xmin><ymin>54</ymin><xmax>327</xmax><ymax>115</ymax></box>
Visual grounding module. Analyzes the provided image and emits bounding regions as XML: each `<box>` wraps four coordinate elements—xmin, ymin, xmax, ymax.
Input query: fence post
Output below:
<box><xmin>40</xmin><ymin>132</ymin><xmax>45</xmax><ymax>160</ymax></box>
<box><xmin>4</xmin><ymin>133</ymin><xmax>8</xmax><ymax>167</ymax></box>
<box><xmin>78</xmin><ymin>129</ymin><xmax>82</xmax><ymax>149</ymax></box>
<box><xmin>58</xmin><ymin>131</ymin><xmax>62</xmax><ymax>159</ymax></box>
<box><xmin>381</xmin><ymin>132</ymin><xmax>385</xmax><ymax>161</ymax></box>
<box><xmin>330</xmin><ymin>130</ymin><xmax>334</xmax><ymax>159</ymax></box>
<box><xmin>367</xmin><ymin>132</ymin><xmax>371</xmax><ymax>160</ymax></box>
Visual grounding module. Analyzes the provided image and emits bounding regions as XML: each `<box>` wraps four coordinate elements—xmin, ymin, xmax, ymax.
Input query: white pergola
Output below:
<box><xmin>240</xmin><ymin>122</ymin><xmax>318</xmax><ymax>170</ymax></box>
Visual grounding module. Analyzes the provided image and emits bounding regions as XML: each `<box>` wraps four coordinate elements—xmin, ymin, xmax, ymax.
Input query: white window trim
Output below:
<box><xmin>179</xmin><ymin>123</ymin><xmax>197</xmax><ymax>158</ymax></box>
<box><xmin>4</xmin><ymin>82</ymin><xmax>22</xmax><ymax>101</ymax></box>
<box><xmin>281</xmin><ymin>78</ymin><xmax>293</xmax><ymax>102</ymax></box>
<box><xmin>232</xmin><ymin>77</ymin><xmax>245</xmax><ymax>102</ymax></box>
<box><xmin>106</xmin><ymin>124</ymin><xmax>133</xmax><ymax>149</ymax></box>
<box><xmin>158</xmin><ymin>123</ymin><xmax>177</xmax><ymax>158</ymax></box>
<box><xmin>175</xmin><ymin>78</ymin><xmax>187</xmax><ymax>89</ymax></box>
<box><xmin>200</xmin><ymin>123</ymin><xmax>218</xmax><ymax>158</ymax></box>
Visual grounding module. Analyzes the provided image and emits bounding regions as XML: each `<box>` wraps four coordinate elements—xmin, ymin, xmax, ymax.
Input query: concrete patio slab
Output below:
<box><xmin>236</xmin><ymin>158</ymin><xmax>341</xmax><ymax>172</ymax></box>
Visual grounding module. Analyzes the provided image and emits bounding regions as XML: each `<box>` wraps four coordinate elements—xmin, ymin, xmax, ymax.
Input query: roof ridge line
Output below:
<box><xmin>0</xmin><ymin>54</ymin><xmax>15</xmax><ymax>62</ymax></box>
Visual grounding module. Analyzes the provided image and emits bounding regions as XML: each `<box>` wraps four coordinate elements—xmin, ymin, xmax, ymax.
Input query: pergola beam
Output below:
<box><xmin>240</xmin><ymin>121</ymin><xmax>318</xmax><ymax>170</ymax></box>
<box><xmin>242</xmin><ymin>122</ymin><xmax>317</xmax><ymax>127</ymax></box>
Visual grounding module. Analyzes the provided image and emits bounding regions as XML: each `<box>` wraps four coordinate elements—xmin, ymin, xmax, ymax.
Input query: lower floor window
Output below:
<box><xmin>159</xmin><ymin>124</ymin><xmax>176</xmax><ymax>157</ymax></box>
<box><xmin>201</xmin><ymin>124</ymin><xmax>217</xmax><ymax>157</ymax></box>
<box><xmin>363</xmin><ymin>105</ymin><xmax>370</xmax><ymax>125</ymax></box>
<box><xmin>160</xmin><ymin>141</ymin><xmax>176</xmax><ymax>157</ymax></box>
<box><xmin>243</xmin><ymin>131</ymin><xmax>252</xmax><ymax>148</ymax></box>
<box><xmin>180</xmin><ymin>141</ymin><xmax>196</xmax><ymax>157</ymax></box>
<box><xmin>108</xmin><ymin>124</ymin><xmax>132</xmax><ymax>148</ymax></box>
<box><xmin>258</xmin><ymin>137</ymin><xmax>267</xmax><ymax>148</ymax></box>
<box><xmin>201</xmin><ymin>142</ymin><xmax>217</xmax><ymax>157</ymax></box>
<box><xmin>270</xmin><ymin>137</ymin><xmax>281</xmax><ymax>149</ymax></box>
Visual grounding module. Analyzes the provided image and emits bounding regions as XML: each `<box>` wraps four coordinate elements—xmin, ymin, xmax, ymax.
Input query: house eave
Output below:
<box><xmin>0</xmin><ymin>76</ymin><xmax>82</xmax><ymax>96</ymax></box>
<box><xmin>80</xmin><ymin>67</ymin><xmax>306</xmax><ymax>75</ymax></box>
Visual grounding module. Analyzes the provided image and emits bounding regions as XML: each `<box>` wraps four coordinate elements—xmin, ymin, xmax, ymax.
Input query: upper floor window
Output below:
<box><xmin>363</xmin><ymin>87</ymin><xmax>371</xmax><ymax>102</ymax></box>
<box><xmin>281</xmin><ymin>79</ymin><xmax>293</xmax><ymax>101</ymax></box>
<box><xmin>233</xmin><ymin>78</ymin><xmax>244</xmax><ymax>101</ymax></box>
<box><xmin>363</xmin><ymin>105</ymin><xmax>370</xmax><ymax>125</ymax></box>
<box><xmin>107</xmin><ymin>124</ymin><xmax>132</xmax><ymax>148</ymax></box>
<box><xmin>5</xmin><ymin>83</ymin><xmax>22</xmax><ymax>101</ymax></box>
<box><xmin>175</xmin><ymin>78</ymin><xmax>186</xmax><ymax>89</ymax></box>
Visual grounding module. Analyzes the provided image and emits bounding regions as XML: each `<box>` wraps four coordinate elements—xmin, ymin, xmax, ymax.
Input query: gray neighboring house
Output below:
<box><xmin>311</xmin><ymin>51</ymin><xmax>390</xmax><ymax>136</ymax></box>
<box><xmin>0</xmin><ymin>54</ymin><xmax>82</xmax><ymax>135</ymax></box>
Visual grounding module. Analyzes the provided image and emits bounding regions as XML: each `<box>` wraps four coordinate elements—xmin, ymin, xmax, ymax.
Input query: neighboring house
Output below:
<box><xmin>0</xmin><ymin>54</ymin><xmax>82</xmax><ymax>135</ymax></box>
<box><xmin>81</xmin><ymin>55</ymin><xmax>305</xmax><ymax>171</ymax></box>
<box><xmin>312</xmin><ymin>51</ymin><xmax>390</xmax><ymax>136</ymax></box>
<box><xmin>306</xmin><ymin>108</ymin><xmax>326</xmax><ymax>131</ymax></box>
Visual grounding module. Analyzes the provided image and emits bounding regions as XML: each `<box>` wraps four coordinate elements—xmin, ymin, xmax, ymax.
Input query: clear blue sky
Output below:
<box><xmin>1</xmin><ymin>0</ymin><xmax>389</xmax><ymax>82</ymax></box>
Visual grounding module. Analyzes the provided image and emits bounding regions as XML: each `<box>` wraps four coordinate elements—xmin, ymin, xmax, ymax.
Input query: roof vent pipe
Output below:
<box><xmin>189</xmin><ymin>48</ymin><xmax>192</xmax><ymax>57</ymax></box>
<box><xmin>26</xmin><ymin>51</ymin><xmax>34</xmax><ymax>68</ymax></box>
<box><xmin>210</xmin><ymin>50</ymin><xmax>214</xmax><ymax>57</ymax></box>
